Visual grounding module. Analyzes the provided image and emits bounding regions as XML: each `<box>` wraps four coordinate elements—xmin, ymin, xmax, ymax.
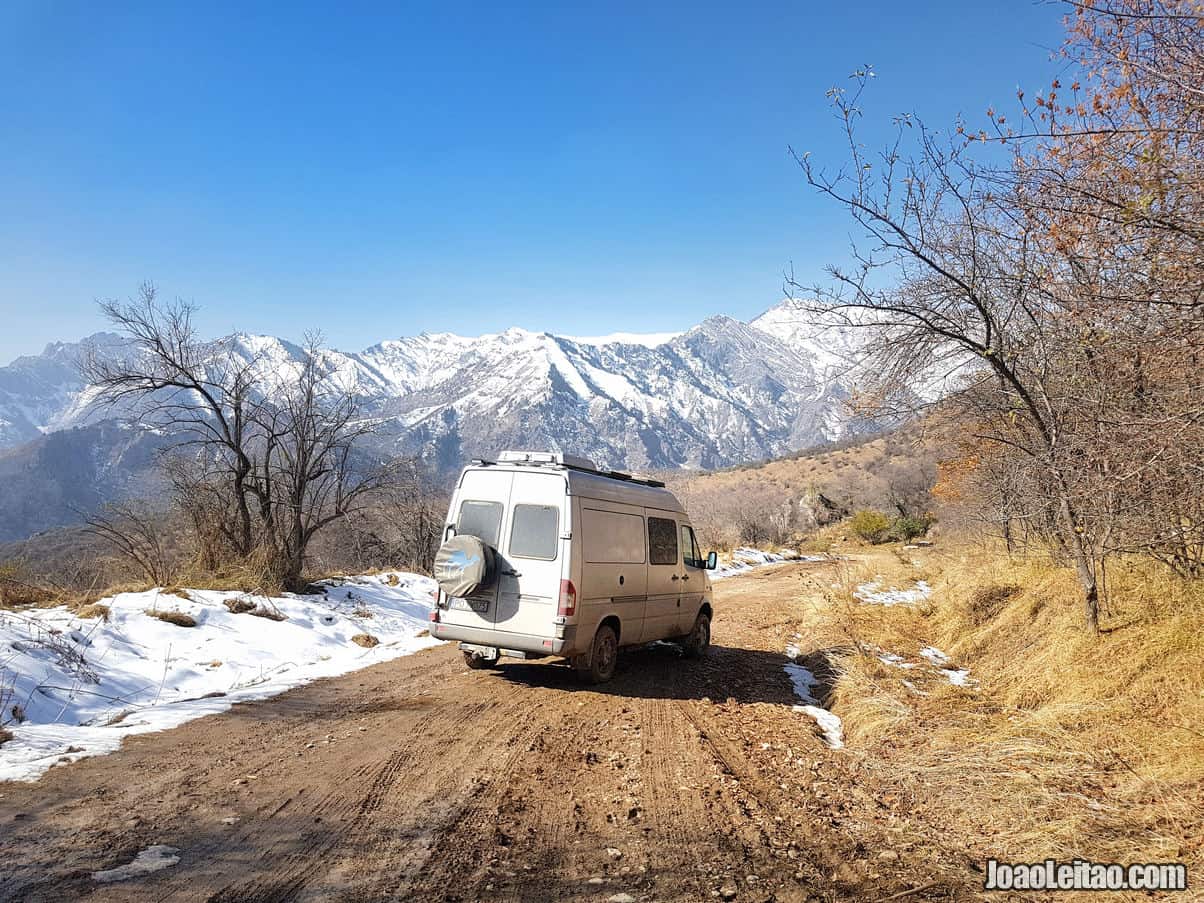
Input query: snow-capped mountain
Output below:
<box><xmin>0</xmin><ymin>332</ymin><xmax>128</xmax><ymax>448</ymax></box>
<box><xmin>0</xmin><ymin>300</ymin><xmax>890</xmax><ymax>540</ymax></box>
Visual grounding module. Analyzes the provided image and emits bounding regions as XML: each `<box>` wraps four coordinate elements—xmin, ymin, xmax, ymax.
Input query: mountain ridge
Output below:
<box><xmin>0</xmin><ymin>300</ymin><xmax>886</xmax><ymax>541</ymax></box>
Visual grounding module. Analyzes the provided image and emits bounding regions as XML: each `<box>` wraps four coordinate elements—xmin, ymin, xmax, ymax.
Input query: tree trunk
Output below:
<box><xmin>1057</xmin><ymin>494</ymin><xmax>1101</xmax><ymax>633</ymax></box>
<box><xmin>1073</xmin><ymin>554</ymin><xmax>1100</xmax><ymax>634</ymax></box>
<box><xmin>233</xmin><ymin>470</ymin><xmax>253</xmax><ymax>557</ymax></box>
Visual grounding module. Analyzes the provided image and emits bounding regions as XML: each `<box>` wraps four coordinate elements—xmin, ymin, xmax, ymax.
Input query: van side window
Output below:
<box><xmin>648</xmin><ymin>517</ymin><xmax>678</xmax><ymax>566</ymax></box>
<box><xmin>583</xmin><ymin>508</ymin><xmax>646</xmax><ymax>563</ymax></box>
<box><xmin>458</xmin><ymin>500</ymin><xmax>503</xmax><ymax>548</ymax></box>
<box><xmin>681</xmin><ymin>525</ymin><xmax>703</xmax><ymax>568</ymax></box>
<box><xmin>510</xmin><ymin>504</ymin><xmax>559</xmax><ymax>560</ymax></box>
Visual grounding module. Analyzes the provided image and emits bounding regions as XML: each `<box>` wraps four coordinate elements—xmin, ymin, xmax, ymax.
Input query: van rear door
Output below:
<box><xmin>441</xmin><ymin>468</ymin><xmax>513</xmax><ymax>631</ymax></box>
<box><xmin>493</xmin><ymin>471</ymin><xmax>566</xmax><ymax>640</ymax></box>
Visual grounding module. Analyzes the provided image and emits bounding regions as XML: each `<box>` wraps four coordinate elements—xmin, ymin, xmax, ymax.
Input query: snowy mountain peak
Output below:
<box><xmin>0</xmin><ymin>299</ymin><xmax>900</xmax><ymax>540</ymax></box>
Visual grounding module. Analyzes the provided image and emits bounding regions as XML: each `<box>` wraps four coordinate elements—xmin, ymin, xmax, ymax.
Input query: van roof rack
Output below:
<box><xmin>472</xmin><ymin>451</ymin><xmax>666</xmax><ymax>488</ymax></box>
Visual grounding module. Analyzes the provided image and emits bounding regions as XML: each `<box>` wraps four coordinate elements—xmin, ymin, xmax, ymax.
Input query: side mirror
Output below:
<box><xmin>706</xmin><ymin>551</ymin><xmax>718</xmax><ymax>570</ymax></box>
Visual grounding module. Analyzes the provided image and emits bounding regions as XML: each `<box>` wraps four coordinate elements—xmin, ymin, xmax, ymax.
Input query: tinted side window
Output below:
<box><xmin>458</xmin><ymin>500</ymin><xmax>503</xmax><ymax>548</ymax></box>
<box><xmin>583</xmin><ymin>508</ymin><xmax>646</xmax><ymax>564</ymax></box>
<box><xmin>648</xmin><ymin>516</ymin><xmax>678</xmax><ymax>566</ymax></box>
<box><xmin>510</xmin><ymin>504</ymin><xmax>559</xmax><ymax>560</ymax></box>
<box><xmin>682</xmin><ymin>525</ymin><xmax>703</xmax><ymax>568</ymax></box>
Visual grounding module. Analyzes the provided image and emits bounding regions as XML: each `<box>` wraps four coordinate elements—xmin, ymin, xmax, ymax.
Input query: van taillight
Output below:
<box><xmin>557</xmin><ymin>579</ymin><xmax>577</xmax><ymax>617</ymax></box>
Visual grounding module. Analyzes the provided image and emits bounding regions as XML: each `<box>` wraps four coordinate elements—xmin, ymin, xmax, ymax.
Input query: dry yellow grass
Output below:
<box><xmin>805</xmin><ymin>543</ymin><xmax>1203</xmax><ymax>895</ymax></box>
<box><xmin>146</xmin><ymin>609</ymin><xmax>197</xmax><ymax>628</ymax></box>
<box><xmin>223</xmin><ymin>596</ymin><xmax>257</xmax><ymax>614</ymax></box>
<box><xmin>350</xmin><ymin>633</ymin><xmax>379</xmax><ymax>648</ymax></box>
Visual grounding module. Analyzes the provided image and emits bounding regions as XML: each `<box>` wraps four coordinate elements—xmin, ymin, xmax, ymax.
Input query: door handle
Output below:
<box><xmin>682</xmin><ymin>575</ymin><xmax>690</xmax><ymax>581</ymax></box>
<box><xmin>502</xmin><ymin>568</ymin><xmax>521</xmax><ymax>578</ymax></box>
<box><xmin>671</xmin><ymin>574</ymin><xmax>680</xmax><ymax>581</ymax></box>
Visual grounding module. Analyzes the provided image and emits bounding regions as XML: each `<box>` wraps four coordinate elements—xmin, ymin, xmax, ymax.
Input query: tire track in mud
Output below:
<box><xmin>349</xmin><ymin>681</ymin><xmax>556</xmax><ymax>902</ymax></box>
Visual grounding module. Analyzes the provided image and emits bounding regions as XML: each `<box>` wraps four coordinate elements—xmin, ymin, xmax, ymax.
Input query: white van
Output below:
<box><xmin>428</xmin><ymin>450</ymin><xmax>717</xmax><ymax>682</ymax></box>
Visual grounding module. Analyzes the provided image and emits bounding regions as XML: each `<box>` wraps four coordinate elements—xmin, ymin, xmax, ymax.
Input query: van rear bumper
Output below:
<box><xmin>431</xmin><ymin>622</ymin><xmax>579</xmax><ymax>657</ymax></box>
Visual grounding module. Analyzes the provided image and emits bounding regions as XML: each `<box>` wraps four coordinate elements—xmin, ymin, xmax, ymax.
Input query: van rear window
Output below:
<box><xmin>458</xmin><ymin>500</ymin><xmax>503</xmax><ymax>547</ymax></box>
<box><xmin>510</xmin><ymin>504</ymin><xmax>559</xmax><ymax>560</ymax></box>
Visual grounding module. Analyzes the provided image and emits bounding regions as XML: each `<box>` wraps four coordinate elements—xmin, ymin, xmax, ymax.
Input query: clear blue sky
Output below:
<box><xmin>0</xmin><ymin>1</ymin><xmax>1066</xmax><ymax>363</ymax></box>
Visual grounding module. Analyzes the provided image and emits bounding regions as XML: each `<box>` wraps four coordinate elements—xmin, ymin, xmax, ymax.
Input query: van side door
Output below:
<box><xmin>644</xmin><ymin>512</ymin><xmax>681</xmax><ymax>641</ymax></box>
<box><xmin>579</xmin><ymin>504</ymin><xmax>648</xmax><ymax>646</ymax></box>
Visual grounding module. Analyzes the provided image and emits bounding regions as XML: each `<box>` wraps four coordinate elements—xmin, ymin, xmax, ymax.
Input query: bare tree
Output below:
<box><xmin>339</xmin><ymin>458</ymin><xmax>447</xmax><ymax>574</ymax></box>
<box><xmin>251</xmin><ymin>336</ymin><xmax>398</xmax><ymax>590</ymax></box>
<box><xmin>794</xmin><ymin>2</ymin><xmax>1204</xmax><ymax>631</ymax></box>
<box><xmin>82</xmin><ymin>283</ymin><xmax>264</xmax><ymax>560</ymax></box>
<box><xmin>86</xmin><ymin>288</ymin><xmax>398</xmax><ymax>592</ymax></box>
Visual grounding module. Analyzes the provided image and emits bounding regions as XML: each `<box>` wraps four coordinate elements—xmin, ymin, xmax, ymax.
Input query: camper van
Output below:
<box><xmin>428</xmin><ymin>451</ymin><xmax>718</xmax><ymax>683</ymax></box>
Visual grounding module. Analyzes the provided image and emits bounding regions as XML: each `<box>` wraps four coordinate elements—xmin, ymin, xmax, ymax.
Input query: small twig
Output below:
<box><xmin>875</xmin><ymin>880</ymin><xmax>940</xmax><ymax>902</ymax></box>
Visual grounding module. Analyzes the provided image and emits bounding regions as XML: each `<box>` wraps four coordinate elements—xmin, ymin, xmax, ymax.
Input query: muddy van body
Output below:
<box><xmin>429</xmin><ymin>450</ymin><xmax>717</xmax><ymax>682</ymax></box>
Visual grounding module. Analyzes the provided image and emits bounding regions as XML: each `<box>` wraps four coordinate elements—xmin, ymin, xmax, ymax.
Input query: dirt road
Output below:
<box><xmin>0</xmin><ymin>562</ymin><xmax>977</xmax><ymax>902</ymax></box>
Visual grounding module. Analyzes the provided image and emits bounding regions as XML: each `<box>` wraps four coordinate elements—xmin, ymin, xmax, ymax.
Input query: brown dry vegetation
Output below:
<box><xmin>804</xmin><ymin>540</ymin><xmax>1203</xmax><ymax>886</ymax></box>
<box><xmin>145</xmin><ymin>609</ymin><xmax>197</xmax><ymax>628</ymax></box>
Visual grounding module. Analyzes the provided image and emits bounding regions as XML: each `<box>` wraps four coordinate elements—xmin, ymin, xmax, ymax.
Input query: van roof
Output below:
<box><xmin>465</xmin><ymin>454</ymin><xmax>685</xmax><ymax>514</ymax></box>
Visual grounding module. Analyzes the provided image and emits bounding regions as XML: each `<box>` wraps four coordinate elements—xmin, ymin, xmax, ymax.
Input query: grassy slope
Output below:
<box><xmin>802</xmin><ymin>539</ymin><xmax>1203</xmax><ymax>890</ymax></box>
<box><xmin>676</xmin><ymin>429</ymin><xmax>1201</xmax><ymax>889</ymax></box>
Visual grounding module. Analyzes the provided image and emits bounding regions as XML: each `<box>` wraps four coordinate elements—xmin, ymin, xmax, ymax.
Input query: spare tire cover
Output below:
<box><xmin>434</xmin><ymin>534</ymin><xmax>495</xmax><ymax>598</ymax></box>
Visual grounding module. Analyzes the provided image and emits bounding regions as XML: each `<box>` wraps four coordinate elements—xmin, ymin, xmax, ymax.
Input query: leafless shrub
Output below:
<box><xmin>82</xmin><ymin>502</ymin><xmax>178</xmax><ymax>586</ymax></box>
<box><xmin>327</xmin><ymin>458</ymin><xmax>447</xmax><ymax>575</ymax></box>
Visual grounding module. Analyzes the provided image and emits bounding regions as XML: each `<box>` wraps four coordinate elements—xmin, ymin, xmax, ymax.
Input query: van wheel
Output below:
<box><xmin>682</xmin><ymin>612</ymin><xmax>711</xmax><ymax>659</ymax></box>
<box><xmin>463</xmin><ymin>651</ymin><xmax>498</xmax><ymax>670</ymax></box>
<box><xmin>582</xmin><ymin>625</ymin><xmax>619</xmax><ymax>684</ymax></box>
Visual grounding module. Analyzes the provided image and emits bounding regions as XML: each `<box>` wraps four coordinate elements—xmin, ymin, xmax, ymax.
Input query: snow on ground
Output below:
<box><xmin>853</xmin><ymin>578</ymin><xmax>933</xmax><ymax>606</ymax></box>
<box><xmin>0</xmin><ymin>573</ymin><xmax>440</xmax><ymax>782</ymax></box>
<box><xmin>877</xmin><ymin>651</ymin><xmax>917</xmax><ymax>669</ymax></box>
<box><xmin>93</xmin><ymin>845</ymin><xmax>180</xmax><ymax>883</ymax></box>
<box><xmin>711</xmin><ymin>547</ymin><xmax>828</xmax><ymax>581</ymax></box>
<box><xmin>783</xmin><ymin>644</ymin><xmax>843</xmax><ymax>749</ymax></box>
<box><xmin>874</xmin><ymin>644</ymin><xmax>977</xmax><ymax>689</ymax></box>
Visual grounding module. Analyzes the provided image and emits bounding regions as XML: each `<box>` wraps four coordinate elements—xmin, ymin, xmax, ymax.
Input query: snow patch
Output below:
<box><xmin>783</xmin><ymin>649</ymin><xmax>843</xmax><ymax>749</ymax></box>
<box><xmin>792</xmin><ymin>704</ymin><xmax>844</xmax><ymax>750</ymax></box>
<box><xmin>918</xmin><ymin>646</ymin><xmax>949</xmax><ymax>666</ymax></box>
<box><xmin>873</xmin><ymin>644</ymin><xmax>977</xmax><ymax>689</ymax></box>
<box><xmin>853</xmin><ymin>579</ymin><xmax>932</xmax><ymax>606</ymax></box>
<box><xmin>711</xmin><ymin>548</ymin><xmax>828</xmax><ymax>581</ymax></box>
<box><xmin>93</xmin><ymin>845</ymin><xmax>180</xmax><ymax>883</ymax></box>
<box><xmin>0</xmin><ymin>573</ymin><xmax>441</xmax><ymax>782</ymax></box>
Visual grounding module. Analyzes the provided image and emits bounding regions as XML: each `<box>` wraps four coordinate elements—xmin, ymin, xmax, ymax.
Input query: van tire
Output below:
<box><xmin>581</xmin><ymin>625</ymin><xmax>619</xmax><ymax>684</ymax></box>
<box><xmin>681</xmin><ymin>612</ymin><xmax>711</xmax><ymax>659</ymax></box>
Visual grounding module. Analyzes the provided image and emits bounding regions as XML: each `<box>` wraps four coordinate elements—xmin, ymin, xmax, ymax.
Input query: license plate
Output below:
<box><xmin>450</xmin><ymin>594</ymin><xmax>492</xmax><ymax>613</ymax></box>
